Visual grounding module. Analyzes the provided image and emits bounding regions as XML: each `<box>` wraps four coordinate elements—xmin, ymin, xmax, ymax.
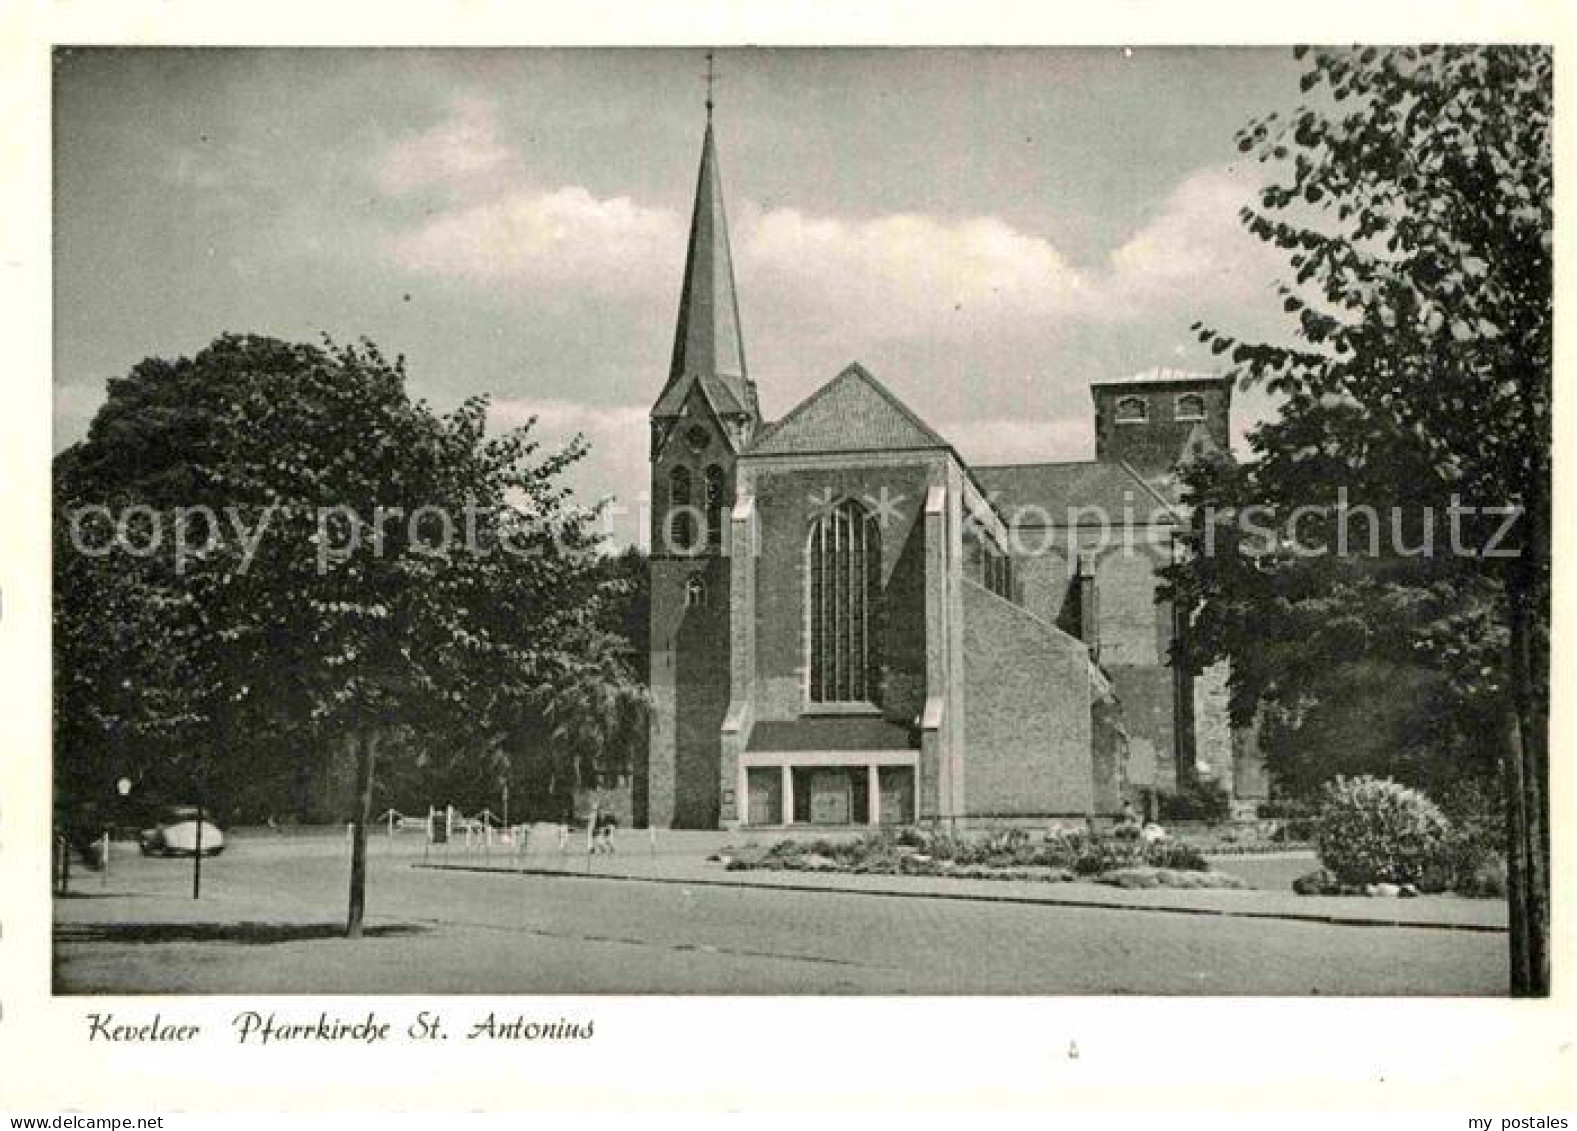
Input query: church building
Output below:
<box><xmin>646</xmin><ymin>116</ymin><xmax>1259</xmax><ymax>830</ymax></box>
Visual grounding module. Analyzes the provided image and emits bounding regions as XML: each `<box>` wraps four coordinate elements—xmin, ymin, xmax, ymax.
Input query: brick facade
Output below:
<box><xmin>961</xmin><ymin>580</ymin><xmax>1096</xmax><ymax>817</ymax></box>
<box><xmin>646</xmin><ymin>118</ymin><xmax>1255</xmax><ymax>830</ymax></box>
<box><xmin>1092</xmin><ymin>371</ymin><xmax>1232</xmax><ymax>478</ymax></box>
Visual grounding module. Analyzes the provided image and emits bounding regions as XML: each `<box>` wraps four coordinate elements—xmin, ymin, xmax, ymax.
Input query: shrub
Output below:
<box><xmin>1070</xmin><ymin>837</ymin><xmax>1137</xmax><ymax>876</ymax></box>
<box><xmin>1435</xmin><ymin>778</ymin><xmax>1506</xmax><ymax>847</ymax></box>
<box><xmin>1458</xmin><ymin>853</ymin><xmax>1508</xmax><ymax>899</ymax></box>
<box><xmin>1158</xmin><ymin>779</ymin><xmax>1232</xmax><ymax>824</ymax></box>
<box><xmin>1271</xmin><ymin>816</ymin><xmax>1318</xmax><ymax>843</ymax></box>
<box><xmin>1422</xmin><ymin>821</ymin><xmax>1509</xmax><ymax>898</ymax></box>
<box><xmin>1142</xmin><ymin>840</ymin><xmax>1208</xmax><ymax>872</ymax></box>
<box><xmin>1035</xmin><ymin>830</ymin><xmax>1089</xmax><ymax>871</ymax></box>
<box><xmin>1315</xmin><ymin>776</ymin><xmax>1451</xmax><ymax>886</ymax></box>
<box><xmin>920</xmin><ymin>830</ymin><xmax>961</xmax><ymax>862</ymax></box>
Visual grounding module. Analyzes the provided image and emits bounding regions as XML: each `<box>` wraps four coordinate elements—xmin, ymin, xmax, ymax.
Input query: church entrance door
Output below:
<box><xmin>808</xmin><ymin>769</ymin><xmax>852</xmax><ymax>825</ymax></box>
<box><xmin>878</xmin><ymin>766</ymin><xmax>915</xmax><ymax>825</ymax></box>
<box><xmin>746</xmin><ymin>767</ymin><xmax>783</xmax><ymax>826</ymax></box>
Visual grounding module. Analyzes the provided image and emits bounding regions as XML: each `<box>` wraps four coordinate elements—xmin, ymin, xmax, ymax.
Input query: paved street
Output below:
<box><xmin>53</xmin><ymin>831</ymin><xmax>1509</xmax><ymax>996</ymax></box>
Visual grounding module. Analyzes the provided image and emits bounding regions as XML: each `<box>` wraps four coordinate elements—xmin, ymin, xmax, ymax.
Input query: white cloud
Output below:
<box><xmin>741</xmin><ymin>207</ymin><xmax>1089</xmax><ymax>340</ymax></box>
<box><xmin>376</xmin><ymin>95</ymin><xmax>515</xmax><ymax>197</ymax></box>
<box><xmin>389</xmin><ymin>186</ymin><xmax>681</xmax><ymax>292</ymax></box>
<box><xmin>382</xmin><ymin>162</ymin><xmax>1276</xmax><ymax>349</ymax></box>
<box><xmin>373</xmin><ymin>102</ymin><xmax>1281</xmax><ymax>355</ymax></box>
<box><xmin>365</xmin><ymin>127</ymin><xmax>1291</xmax><ymax>546</ymax></box>
<box><xmin>1103</xmin><ymin>166</ymin><xmax>1281</xmax><ymax>311</ymax></box>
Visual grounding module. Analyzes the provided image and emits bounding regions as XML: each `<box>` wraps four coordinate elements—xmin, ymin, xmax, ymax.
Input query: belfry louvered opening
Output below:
<box><xmin>705</xmin><ymin>464</ymin><xmax>727</xmax><ymax>547</ymax></box>
<box><xmin>807</xmin><ymin>499</ymin><xmax>880</xmax><ymax>704</ymax></box>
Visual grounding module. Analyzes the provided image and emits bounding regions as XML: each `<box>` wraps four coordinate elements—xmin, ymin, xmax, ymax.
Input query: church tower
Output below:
<box><xmin>1090</xmin><ymin>369</ymin><xmax>1231</xmax><ymax>481</ymax></box>
<box><xmin>646</xmin><ymin>104</ymin><xmax>760</xmax><ymax>828</ymax></box>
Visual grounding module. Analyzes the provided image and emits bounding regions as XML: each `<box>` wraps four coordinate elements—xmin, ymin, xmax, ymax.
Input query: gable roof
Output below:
<box><xmin>746</xmin><ymin>362</ymin><xmax>952</xmax><ymax>457</ymax></box>
<box><xmin>653</xmin><ymin>371</ymin><xmax>745</xmax><ymax>418</ymax></box>
<box><xmin>653</xmin><ymin>372</ymin><xmax>739</xmax><ymax>459</ymax></box>
<box><xmin>972</xmin><ymin>460</ymin><xmax>1179</xmax><ymax>527</ymax></box>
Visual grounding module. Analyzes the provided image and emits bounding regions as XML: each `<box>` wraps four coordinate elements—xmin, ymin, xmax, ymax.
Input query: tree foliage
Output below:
<box><xmin>1165</xmin><ymin>46</ymin><xmax>1551</xmax><ymax>992</ymax></box>
<box><xmin>54</xmin><ymin>333</ymin><xmax>647</xmax><ymax>927</ymax></box>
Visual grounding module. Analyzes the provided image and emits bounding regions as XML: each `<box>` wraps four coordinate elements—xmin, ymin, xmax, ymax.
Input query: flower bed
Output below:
<box><xmin>716</xmin><ymin>826</ymin><xmax>1220</xmax><ymax>883</ymax></box>
<box><xmin>1094</xmin><ymin>866</ymin><xmax>1248</xmax><ymax>890</ymax></box>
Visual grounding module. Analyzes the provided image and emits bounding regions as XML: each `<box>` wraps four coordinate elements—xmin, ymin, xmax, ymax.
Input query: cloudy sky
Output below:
<box><xmin>54</xmin><ymin>47</ymin><xmax>1304</xmax><ymax>535</ymax></box>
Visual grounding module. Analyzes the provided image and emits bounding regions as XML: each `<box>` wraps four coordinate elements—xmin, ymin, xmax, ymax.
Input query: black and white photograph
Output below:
<box><xmin>44</xmin><ymin>41</ymin><xmax>1554</xmax><ymax>998</ymax></box>
<box><xmin>4</xmin><ymin>7</ymin><xmax>1570</xmax><ymax>1114</ymax></box>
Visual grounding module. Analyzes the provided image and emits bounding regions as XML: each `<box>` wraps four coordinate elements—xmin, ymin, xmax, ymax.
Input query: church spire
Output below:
<box><xmin>657</xmin><ymin>88</ymin><xmax>750</xmax><ymax>418</ymax></box>
<box><xmin>704</xmin><ymin>49</ymin><xmax>715</xmax><ymax>123</ymax></box>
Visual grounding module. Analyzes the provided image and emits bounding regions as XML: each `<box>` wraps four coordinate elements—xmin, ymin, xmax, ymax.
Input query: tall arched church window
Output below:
<box><xmin>1175</xmin><ymin>393</ymin><xmax>1206</xmax><ymax>422</ymax></box>
<box><xmin>808</xmin><ymin>499</ymin><xmax>880</xmax><ymax>704</ymax></box>
<box><xmin>705</xmin><ymin>464</ymin><xmax>727</xmax><ymax>549</ymax></box>
<box><xmin>669</xmin><ymin>466</ymin><xmax>694</xmax><ymax>551</ymax></box>
<box><xmin>1115</xmin><ymin>395</ymin><xmax>1148</xmax><ymax>424</ymax></box>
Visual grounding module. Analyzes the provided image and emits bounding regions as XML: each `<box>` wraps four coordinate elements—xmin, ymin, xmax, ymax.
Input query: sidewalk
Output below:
<box><xmin>415</xmin><ymin>849</ymin><xmax>1509</xmax><ymax>933</ymax></box>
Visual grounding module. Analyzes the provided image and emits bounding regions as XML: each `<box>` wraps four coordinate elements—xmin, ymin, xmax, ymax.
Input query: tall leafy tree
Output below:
<box><xmin>55</xmin><ymin>333</ymin><xmax>639</xmax><ymax>935</ymax></box>
<box><xmin>528</xmin><ymin>626</ymin><xmax>650</xmax><ymax>819</ymax></box>
<box><xmin>1169</xmin><ymin>47</ymin><xmax>1551</xmax><ymax>993</ymax></box>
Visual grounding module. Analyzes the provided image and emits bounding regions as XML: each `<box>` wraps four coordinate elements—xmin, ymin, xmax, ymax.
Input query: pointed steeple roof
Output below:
<box><xmin>654</xmin><ymin>122</ymin><xmax>751</xmax><ymax>419</ymax></box>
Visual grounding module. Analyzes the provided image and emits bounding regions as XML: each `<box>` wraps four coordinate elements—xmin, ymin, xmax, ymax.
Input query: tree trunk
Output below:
<box><xmin>1504</xmin><ymin>567</ymin><xmax>1549</xmax><ymax>996</ymax></box>
<box><xmin>1503</xmin><ymin>380</ymin><xmax>1552</xmax><ymax>998</ymax></box>
<box><xmin>345</xmin><ymin>728</ymin><xmax>379</xmax><ymax>940</ymax></box>
<box><xmin>192</xmin><ymin>799</ymin><xmax>204</xmax><ymax>900</ymax></box>
<box><xmin>1502</xmin><ymin>712</ymin><xmax>1532</xmax><ymax>992</ymax></box>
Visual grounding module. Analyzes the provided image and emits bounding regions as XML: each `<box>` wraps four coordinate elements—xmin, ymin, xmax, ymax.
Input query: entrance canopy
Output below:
<box><xmin>739</xmin><ymin>750</ymin><xmax>917</xmax><ymax>828</ymax></box>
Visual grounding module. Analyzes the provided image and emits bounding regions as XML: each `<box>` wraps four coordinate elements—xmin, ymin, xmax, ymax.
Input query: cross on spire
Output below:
<box><xmin>704</xmin><ymin>50</ymin><xmax>715</xmax><ymax>121</ymax></box>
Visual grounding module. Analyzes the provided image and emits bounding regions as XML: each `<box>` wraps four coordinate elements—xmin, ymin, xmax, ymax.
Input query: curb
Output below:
<box><xmin>412</xmin><ymin>862</ymin><xmax>1508</xmax><ymax>935</ymax></box>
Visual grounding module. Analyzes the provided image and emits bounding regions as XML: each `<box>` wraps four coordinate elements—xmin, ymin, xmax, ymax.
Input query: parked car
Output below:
<box><xmin>139</xmin><ymin>807</ymin><xmax>225</xmax><ymax>857</ymax></box>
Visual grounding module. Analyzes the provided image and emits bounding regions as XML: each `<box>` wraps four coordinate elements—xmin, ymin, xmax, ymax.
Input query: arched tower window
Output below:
<box><xmin>1175</xmin><ymin>392</ymin><xmax>1206</xmax><ymax>422</ymax></box>
<box><xmin>685</xmin><ymin>575</ymin><xmax>707</xmax><ymax>608</ymax></box>
<box><xmin>705</xmin><ymin>464</ymin><xmax>727</xmax><ymax>549</ymax></box>
<box><xmin>668</xmin><ymin>465</ymin><xmax>695</xmax><ymax>550</ymax></box>
<box><xmin>808</xmin><ymin>499</ymin><xmax>880</xmax><ymax>704</ymax></box>
<box><xmin>1115</xmin><ymin>395</ymin><xmax>1148</xmax><ymax>424</ymax></box>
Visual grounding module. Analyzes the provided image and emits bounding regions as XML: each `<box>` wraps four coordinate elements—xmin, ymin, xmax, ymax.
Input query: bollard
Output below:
<box><xmin>101</xmin><ymin>832</ymin><xmax>110</xmax><ymax>887</ymax></box>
